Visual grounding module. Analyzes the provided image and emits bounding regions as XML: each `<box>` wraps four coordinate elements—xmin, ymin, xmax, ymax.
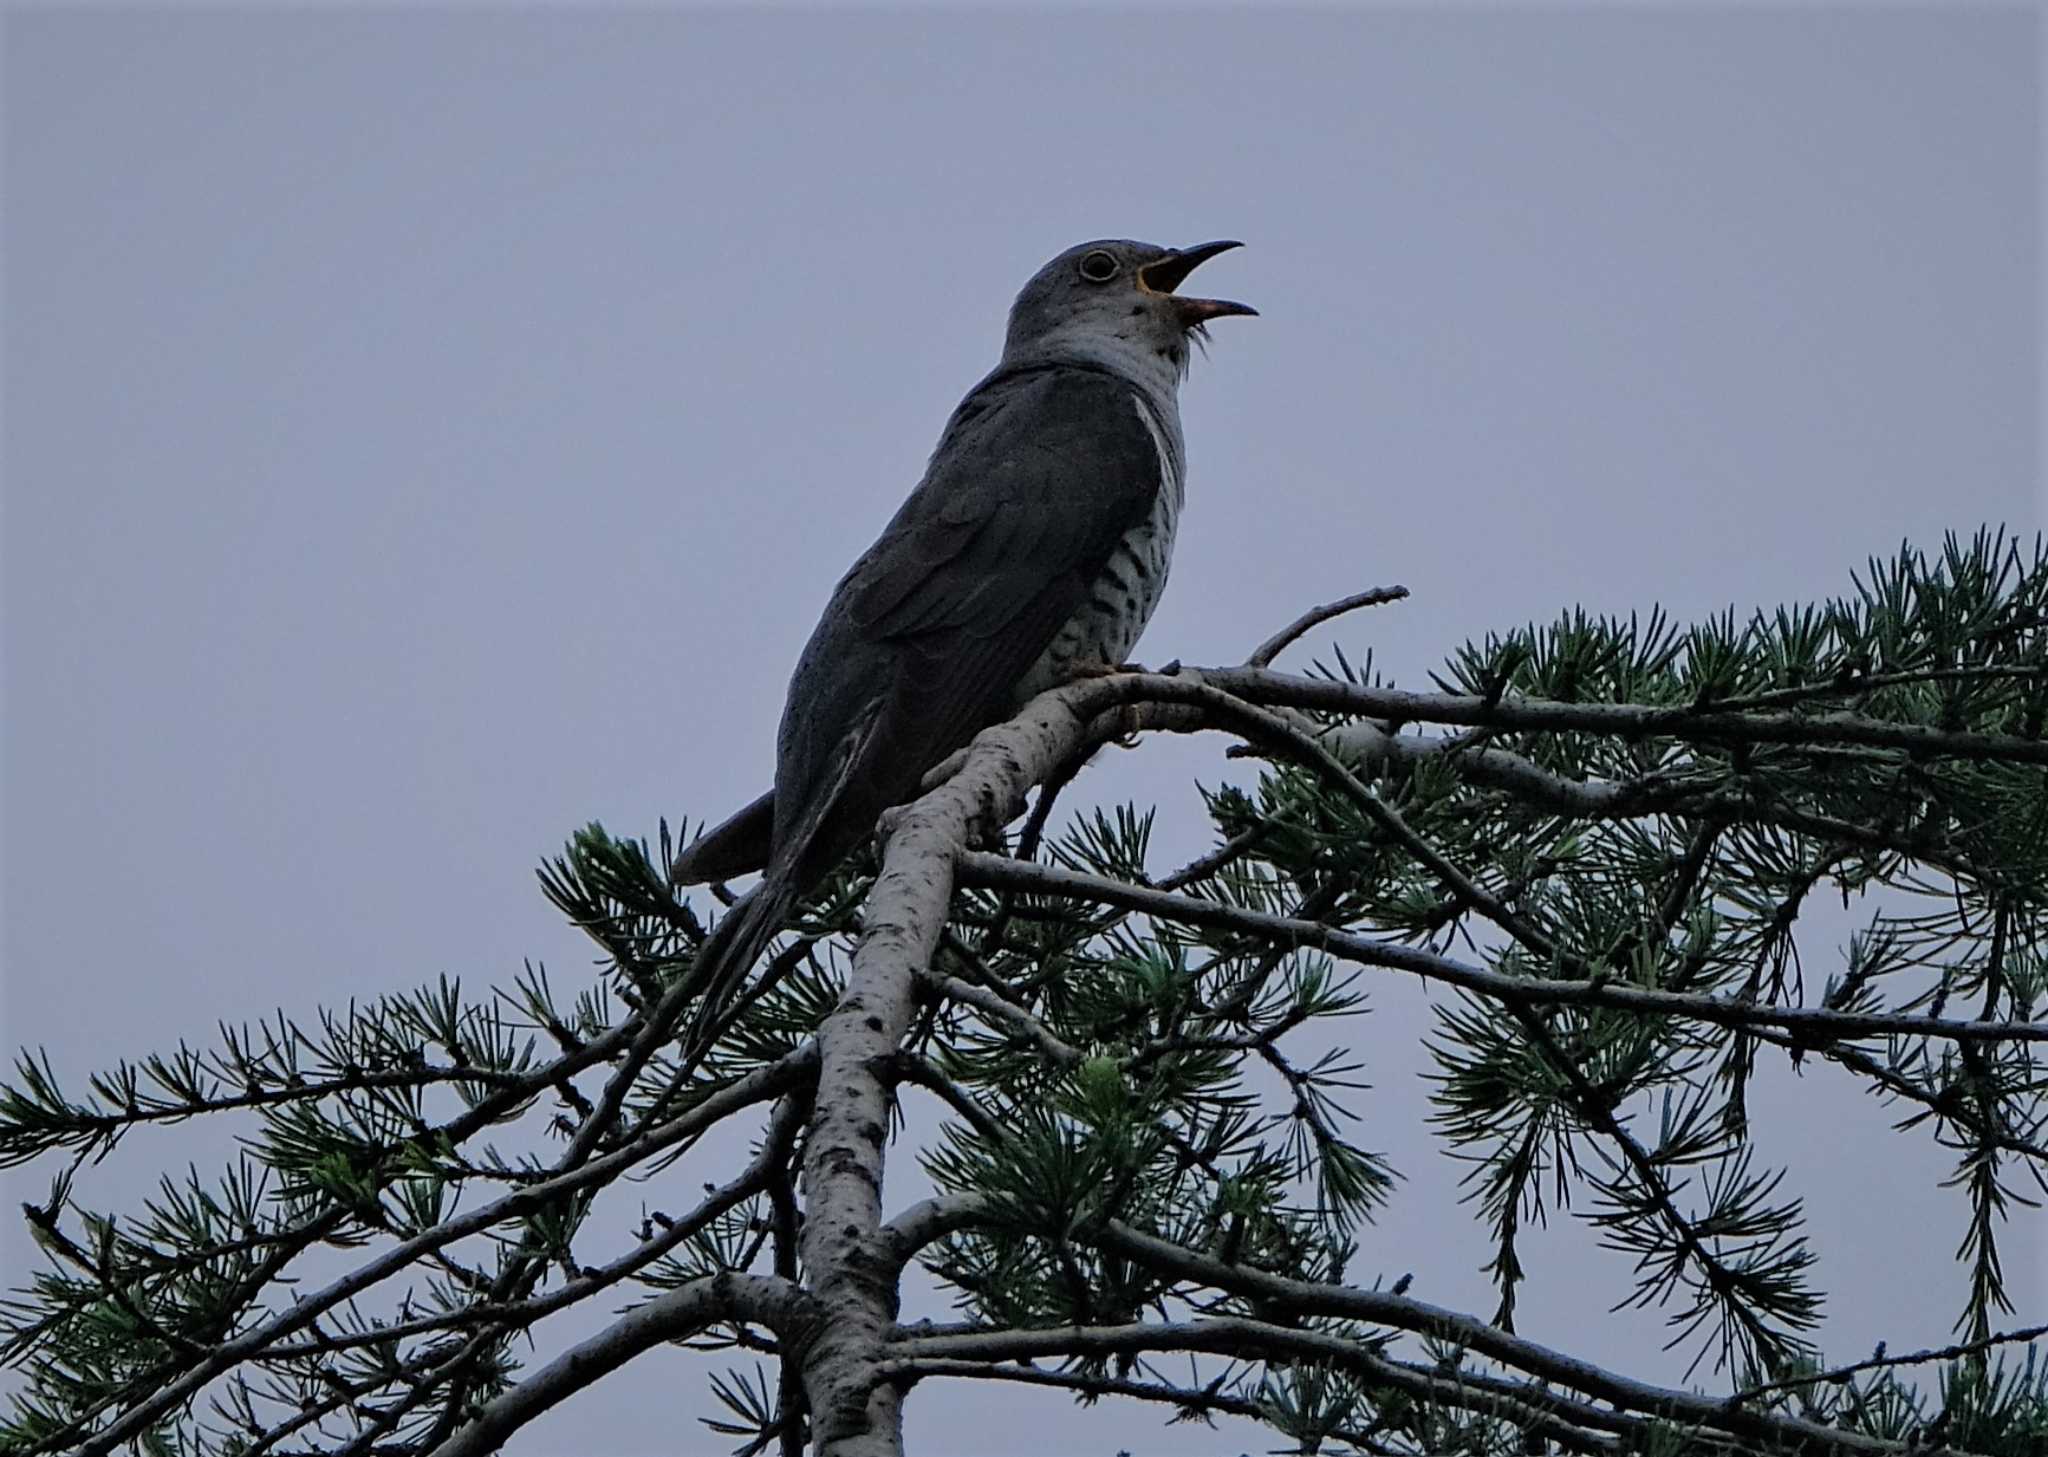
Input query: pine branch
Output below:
<box><xmin>1086</xmin><ymin>1225</ymin><xmax>1922</xmax><ymax>1454</ymax></box>
<box><xmin>882</xmin><ymin>1312</ymin><xmax>1911</xmax><ymax>1456</ymax></box>
<box><xmin>12</xmin><ymin>539</ymin><xmax>2047</xmax><ymax>1457</ymax></box>
<box><xmin>57</xmin><ymin>1048</ymin><xmax>816</xmax><ymax>1457</ymax></box>
<box><xmin>955</xmin><ymin>853</ymin><xmax>2048</xmax><ymax>1049</ymax></box>
<box><xmin>1202</xmin><ymin>667</ymin><xmax>2048</xmax><ymax>768</ymax></box>
<box><xmin>1732</xmin><ymin>1321</ymin><xmax>2048</xmax><ymax>1404</ymax></box>
<box><xmin>425</xmin><ymin>1273</ymin><xmax>811</xmax><ymax>1457</ymax></box>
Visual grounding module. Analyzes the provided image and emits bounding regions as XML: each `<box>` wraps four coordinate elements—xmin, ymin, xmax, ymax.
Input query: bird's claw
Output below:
<box><xmin>874</xmin><ymin>804</ymin><xmax>909</xmax><ymax>856</ymax></box>
<box><xmin>1071</xmin><ymin>657</ymin><xmax>1181</xmax><ymax>679</ymax></box>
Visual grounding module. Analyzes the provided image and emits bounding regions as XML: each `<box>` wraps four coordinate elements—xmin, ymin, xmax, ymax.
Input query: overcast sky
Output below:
<box><xmin>3</xmin><ymin>5</ymin><xmax>2041</xmax><ymax>1454</ymax></box>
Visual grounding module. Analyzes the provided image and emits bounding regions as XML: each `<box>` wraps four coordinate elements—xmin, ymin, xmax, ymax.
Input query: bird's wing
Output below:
<box><xmin>771</xmin><ymin>364</ymin><xmax>1166</xmax><ymax>877</ymax></box>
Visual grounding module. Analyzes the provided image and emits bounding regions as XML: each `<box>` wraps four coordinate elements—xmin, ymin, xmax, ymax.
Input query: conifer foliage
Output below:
<box><xmin>5</xmin><ymin>532</ymin><xmax>2046</xmax><ymax>1456</ymax></box>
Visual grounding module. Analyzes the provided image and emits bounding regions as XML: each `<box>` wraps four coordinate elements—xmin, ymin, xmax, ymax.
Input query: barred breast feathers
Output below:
<box><xmin>1013</xmin><ymin>391</ymin><xmax>1185</xmax><ymax>704</ymax></box>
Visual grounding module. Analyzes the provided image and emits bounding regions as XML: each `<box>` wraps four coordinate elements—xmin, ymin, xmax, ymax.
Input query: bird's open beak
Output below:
<box><xmin>1139</xmin><ymin>240</ymin><xmax>1258</xmax><ymax>325</ymax></box>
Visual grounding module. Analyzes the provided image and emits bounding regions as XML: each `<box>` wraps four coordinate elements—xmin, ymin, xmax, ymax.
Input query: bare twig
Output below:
<box><xmin>1246</xmin><ymin>584</ymin><xmax>1410</xmax><ymax>668</ymax></box>
<box><xmin>879</xmin><ymin>1193</ymin><xmax>990</xmax><ymax>1272</ymax></box>
<box><xmin>1731</xmin><ymin>1320</ymin><xmax>2048</xmax><ymax>1404</ymax></box>
<box><xmin>917</xmin><ymin>969</ymin><xmax>1081</xmax><ymax>1067</ymax></box>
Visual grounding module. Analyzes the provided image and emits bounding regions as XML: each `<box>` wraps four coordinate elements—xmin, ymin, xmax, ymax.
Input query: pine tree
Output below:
<box><xmin>6</xmin><ymin>531</ymin><xmax>2046</xmax><ymax>1457</ymax></box>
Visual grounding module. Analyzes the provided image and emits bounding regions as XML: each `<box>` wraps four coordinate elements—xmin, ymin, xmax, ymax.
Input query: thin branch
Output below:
<box><xmin>1108</xmin><ymin>674</ymin><xmax>1565</xmax><ymax>963</ymax></box>
<box><xmin>1089</xmin><ymin>1224</ymin><xmax>1920</xmax><ymax>1455</ymax></box>
<box><xmin>2</xmin><ymin>1059</ymin><xmax>537</xmax><ymax>1161</ymax></box>
<box><xmin>1314</xmin><ymin>719</ymin><xmax>1710</xmax><ymax>819</ymax></box>
<box><xmin>1246</xmin><ymin>584</ymin><xmax>1410</xmax><ymax>668</ymax></box>
<box><xmin>894</xmin><ymin>1056</ymin><xmax>1009</xmax><ymax>1147</ymax></box>
<box><xmin>1709</xmin><ymin>663</ymin><xmax>2048</xmax><ymax>714</ymax></box>
<box><xmin>1744</xmin><ymin>1024</ymin><xmax>2048</xmax><ymax>1165</ymax></box>
<box><xmin>891</xmin><ymin>1358</ymin><xmax>1417</xmax><ymax>1456</ymax></box>
<box><xmin>1198</xmin><ymin>666</ymin><xmax>2048</xmax><ymax>769</ymax></box>
<box><xmin>427</xmin><ymin>1273</ymin><xmax>812</xmax><ymax>1457</ymax></box>
<box><xmin>884</xmin><ymin>1318</ymin><xmax>1822</xmax><ymax>1455</ymax></box>
<box><xmin>1263</xmin><ymin>719</ymin><xmax>1999</xmax><ymax>887</ymax></box>
<box><xmin>70</xmin><ymin>1048</ymin><xmax>818</xmax><ymax>1457</ymax></box>
<box><xmin>1732</xmin><ymin>1319</ymin><xmax>2048</xmax><ymax>1403</ymax></box>
<box><xmin>1153</xmin><ymin>813</ymin><xmax>1281</xmax><ymax>892</ymax></box>
<box><xmin>879</xmin><ymin>1194</ymin><xmax>989</xmax><ymax>1272</ymax></box>
<box><xmin>917</xmin><ymin>970</ymin><xmax>1081</xmax><ymax>1067</ymax></box>
<box><xmin>955</xmin><ymin>853</ymin><xmax>2048</xmax><ymax>1048</ymax></box>
<box><xmin>262</xmin><ymin>1092</ymin><xmax>812</xmax><ymax>1364</ymax></box>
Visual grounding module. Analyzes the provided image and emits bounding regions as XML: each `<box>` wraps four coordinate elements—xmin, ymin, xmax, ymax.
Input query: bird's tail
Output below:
<box><xmin>680</xmin><ymin>873</ymin><xmax>800</xmax><ymax>1056</ymax></box>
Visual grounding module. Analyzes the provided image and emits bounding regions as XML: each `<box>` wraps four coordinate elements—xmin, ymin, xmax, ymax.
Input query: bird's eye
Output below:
<box><xmin>1077</xmin><ymin>250</ymin><xmax>1120</xmax><ymax>284</ymax></box>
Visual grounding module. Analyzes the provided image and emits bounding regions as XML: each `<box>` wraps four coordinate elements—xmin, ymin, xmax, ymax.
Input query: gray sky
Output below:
<box><xmin>3</xmin><ymin>5</ymin><xmax>2041</xmax><ymax>1454</ymax></box>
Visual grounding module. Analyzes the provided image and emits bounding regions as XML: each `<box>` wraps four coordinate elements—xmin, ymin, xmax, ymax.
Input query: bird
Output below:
<box><xmin>671</xmin><ymin>238</ymin><xmax>1255</xmax><ymax>1044</ymax></box>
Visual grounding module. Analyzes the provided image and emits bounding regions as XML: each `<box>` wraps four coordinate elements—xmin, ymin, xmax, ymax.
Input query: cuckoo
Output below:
<box><xmin>673</xmin><ymin>238</ymin><xmax>1254</xmax><ymax>1039</ymax></box>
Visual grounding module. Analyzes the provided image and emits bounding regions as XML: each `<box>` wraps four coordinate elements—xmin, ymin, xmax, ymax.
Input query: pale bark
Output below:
<box><xmin>794</xmin><ymin>682</ymin><xmax>1117</xmax><ymax>1456</ymax></box>
<box><xmin>430</xmin><ymin>1273</ymin><xmax>810</xmax><ymax>1457</ymax></box>
<box><xmin>1202</xmin><ymin>664</ymin><xmax>2048</xmax><ymax>766</ymax></box>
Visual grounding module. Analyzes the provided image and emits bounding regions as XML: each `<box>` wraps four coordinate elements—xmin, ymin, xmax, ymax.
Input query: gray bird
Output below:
<box><xmin>673</xmin><ymin>238</ymin><xmax>1254</xmax><ymax>1041</ymax></box>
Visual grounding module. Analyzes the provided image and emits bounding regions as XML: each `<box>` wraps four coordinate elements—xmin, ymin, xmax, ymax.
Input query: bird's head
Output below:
<box><xmin>1001</xmin><ymin>239</ymin><xmax>1255</xmax><ymax>386</ymax></box>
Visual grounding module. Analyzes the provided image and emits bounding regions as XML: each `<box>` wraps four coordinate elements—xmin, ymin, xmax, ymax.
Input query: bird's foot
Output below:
<box><xmin>874</xmin><ymin>803</ymin><xmax>912</xmax><ymax>861</ymax></box>
<box><xmin>1070</xmin><ymin>657</ymin><xmax>1181</xmax><ymax>679</ymax></box>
